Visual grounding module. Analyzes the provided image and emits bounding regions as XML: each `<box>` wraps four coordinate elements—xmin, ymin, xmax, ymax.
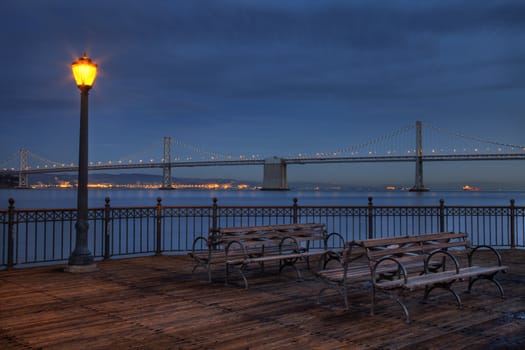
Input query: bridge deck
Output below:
<box><xmin>1</xmin><ymin>250</ymin><xmax>524</xmax><ymax>349</ymax></box>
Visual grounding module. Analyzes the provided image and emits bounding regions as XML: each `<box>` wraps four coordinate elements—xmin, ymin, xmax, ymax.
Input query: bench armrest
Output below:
<box><xmin>324</xmin><ymin>232</ymin><xmax>345</xmax><ymax>249</ymax></box>
<box><xmin>468</xmin><ymin>245</ymin><xmax>503</xmax><ymax>267</ymax></box>
<box><xmin>191</xmin><ymin>236</ymin><xmax>209</xmax><ymax>252</ymax></box>
<box><xmin>279</xmin><ymin>236</ymin><xmax>301</xmax><ymax>254</ymax></box>
<box><xmin>426</xmin><ymin>249</ymin><xmax>460</xmax><ymax>274</ymax></box>
<box><xmin>317</xmin><ymin>249</ymin><xmax>346</xmax><ymax>270</ymax></box>
<box><xmin>372</xmin><ymin>256</ymin><xmax>409</xmax><ymax>285</ymax></box>
<box><xmin>225</xmin><ymin>240</ymin><xmax>249</xmax><ymax>260</ymax></box>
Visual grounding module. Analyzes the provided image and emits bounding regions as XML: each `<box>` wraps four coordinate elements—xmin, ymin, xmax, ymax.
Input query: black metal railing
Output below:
<box><xmin>1</xmin><ymin>196</ymin><xmax>523</xmax><ymax>269</ymax></box>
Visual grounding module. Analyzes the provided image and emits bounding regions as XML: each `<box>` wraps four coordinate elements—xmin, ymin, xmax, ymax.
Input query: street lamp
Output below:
<box><xmin>66</xmin><ymin>53</ymin><xmax>98</xmax><ymax>272</ymax></box>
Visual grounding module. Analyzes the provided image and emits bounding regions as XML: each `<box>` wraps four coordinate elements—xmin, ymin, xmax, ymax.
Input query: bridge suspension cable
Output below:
<box><xmin>0</xmin><ymin>151</ymin><xmax>19</xmax><ymax>169</ymax></box>
<box><xmin>171</xmin><ymin>138</ymin><xmax>234</xmax><ymax>160</ymax></box>
<box><xmin>26</xmin><ymin>150</ymin><xmax>73</xmax><ymax>168</ymax></box>
<box><xmin>425</xmin><ymin>123</ymin><xmax>524</xmax><ymax>151</ymax></box>
<box><xmin>305</xmin><ymin>123</ymin><xmax>416</xmax><ymax>157</ymax></box>
<box><xmin>114</xmin><ymin>141</ymin><xmax>159</xmax><ymax>163</ymax></box>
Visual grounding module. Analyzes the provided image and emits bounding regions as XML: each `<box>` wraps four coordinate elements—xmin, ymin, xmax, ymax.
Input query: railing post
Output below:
<box><xmin>211</xmin><ymin>197</ymin><xmax>218</xmax><ymax>234</ymax></box>
<box><xmin>155</xmin><ymin>197</ymin><xmax>162</xmax><ymax>256</ymax></box>
<box><xmin>439</xmin><ymin>199</ymin><xmax>445</xmax><ymax>232</ymax></box>
<box><xmin>104</xmin><ymin>197</ymin><xmax>111</xmax><ymax>260</ymax></box>
<box><xmin>7</xmin><ymin>198</ymin><xmax>15</xmax><ymax>269</ymax></box>
<box><xmin>510</xmin><ymin>199</ymin><xmax>516</xmax><ymax>249</ymax></box>
<box><xmin>292</xmin><ymin>198</ymin><xmax>298</xmax><ymax>224</ymax></box>
<box><xmin>367</xmin><ymin>197</ymin><xmax>374</xmax><ymax>239</ymax></box>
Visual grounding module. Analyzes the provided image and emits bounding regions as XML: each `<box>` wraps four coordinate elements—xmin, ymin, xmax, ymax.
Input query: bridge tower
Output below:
<box><xmin>18</xmin><ymin>148</ymin><xmax>30</xmax><ymax>189</ymax></box>
<box><xmin>261</xmin><ymin>157</ymin><xmax>288</xmax><ymax>191</ymax></box>
<box><xmin>410</xmin><ymin>120</ymin><xmax>429</xmax><ymax>192</ymax></box>
<box><xmin>160</xmin><ymin>136</ymin><xmax>173</xmax><ymax>189</ymax></box>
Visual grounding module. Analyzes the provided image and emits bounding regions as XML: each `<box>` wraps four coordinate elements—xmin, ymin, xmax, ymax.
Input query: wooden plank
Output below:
<box><xmin>1</xmin><ymin>251</ymin><xmax>523</xmax><ymax>349</ymax></box>
<box><xmin>355</xmin><ymin>232</ymin><xmax>467</xmax><ymax>247</ymax></box>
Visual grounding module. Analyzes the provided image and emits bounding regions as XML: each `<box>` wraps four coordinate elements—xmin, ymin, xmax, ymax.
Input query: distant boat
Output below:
<box><xmin>386</xmin><ymin>186</ymin><xmax>396</xmax><ymax>191</ymax></box>
<box><xmin>463</xmin><ymin>185</ymin><xmax>480</xmax><ymax>191</ymax></box>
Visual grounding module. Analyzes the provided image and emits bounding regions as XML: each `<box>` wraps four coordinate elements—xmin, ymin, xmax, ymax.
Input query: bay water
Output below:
<box><xmin>1</xmin><ymin>188</ymin><xmax>523</xmax><ymax>210</ymax></box>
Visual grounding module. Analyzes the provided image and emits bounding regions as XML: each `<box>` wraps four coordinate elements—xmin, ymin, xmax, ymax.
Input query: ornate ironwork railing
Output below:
<box><xmin>1</xmin><ymin>196</ymin><xmax>523</xmax><ymax>269</ymax></box>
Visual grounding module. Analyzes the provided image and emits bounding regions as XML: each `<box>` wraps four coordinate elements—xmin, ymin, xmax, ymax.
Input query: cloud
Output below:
<box><xmin>1</xmin><ymin>0</ymin><xmax>524</xmax><ymax>177</ymax></box>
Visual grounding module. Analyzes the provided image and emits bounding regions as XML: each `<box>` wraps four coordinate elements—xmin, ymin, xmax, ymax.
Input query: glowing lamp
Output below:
<box><xmin>72</xmin><ymin>53</ymin><xmax>98</xmax><ymax>89</ymax></box>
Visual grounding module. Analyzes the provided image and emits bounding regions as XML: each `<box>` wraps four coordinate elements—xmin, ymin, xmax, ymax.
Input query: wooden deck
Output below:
<box><xmin>1</xmin><ymin>250</ymin><xmax>524</xmax><ymax>349</ymax></box>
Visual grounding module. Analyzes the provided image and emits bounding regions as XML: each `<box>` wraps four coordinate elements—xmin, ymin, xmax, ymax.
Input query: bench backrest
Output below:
<box><xmin>353</xmin><ymin>232</ymin><xmax>470</xmax><ymax>263</ymax></box>
<box><xmin>208</xmin><ymin>223</ymin><xmax>327</xmax><ymax>247</ymax></box>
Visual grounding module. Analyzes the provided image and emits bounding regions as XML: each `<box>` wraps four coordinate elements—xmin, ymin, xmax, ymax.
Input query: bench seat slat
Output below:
<box><xmin>355</xmin><ymin>233</ymin><xmax>467</xmax><ymax>248</ymax></box>
<box><xmin>365</xmin><ymin>240</ymin><xmax>472</xmax><ymax>259</ymax></box>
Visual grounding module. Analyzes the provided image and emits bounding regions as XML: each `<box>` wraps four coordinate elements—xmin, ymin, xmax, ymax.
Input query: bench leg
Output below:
<box><xmin>191</xmin><ymin>261</ymin><xmax>213</xmax><ymax>283</ymax></box>
<box><xmin>468</xmin><ymin>274</ymin><xmax>505</xmax><ymax>298</ymax></box>
<box><xmin>279</xmin><ymin>258</ymin><xmax>302</xmax><ymax>281</ymax></box>
<box><xmin>225</xmin><ymin>263</ymin><xmax>250</xmax><ymax>289</ymax></box>
<box><xmin>317</xmin><ymin>283</ymin><xmax>349</xmax><ymax>310</ymax></box>
<box><xmin>370</xmin><ymin>285</ymin><xmax>376</xmax><ymax>316</ymax></box>
<box><xmin>279</xmin><ymin>258</ymin><xmax>303</xmax><ymax>282</ymax></box>
<box><xmin>373</xmin><ymin>288</ymin><xmax>412</xmax><ymax>324</ymax></box>
<box><xmin>424</xmin><ymin>282</ymin><xmax>462</xmax><ymax>308</ymax></box>
<box><xmin>395</xmin><ymin>295</ymin><xmax>411</xmax><ymax>324</ymax></box>
<box><xmin>392</xmin><ymin>291</ymin><xmax>411</xmax><ymax>324</ymax></box>
<box><xmin>225</xmin><ymin>262</ymin><xmax>230</xmax><ymax>286</ymax></box>
<box><xmin>206</xmin><ymin>262</ymin><xmax>212</xmax><ymax>283</ymax></box>
<box><xmin>239</xmin><ymin>266</ymin><xmax>249</xmax><ymax>289</ymax></box>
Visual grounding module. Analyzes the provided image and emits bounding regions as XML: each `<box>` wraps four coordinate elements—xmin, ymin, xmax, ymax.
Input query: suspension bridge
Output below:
<box><xmin>1</xmin><ymin>121</ymin><xmax>524</xmax><ymax>190</ymax></box>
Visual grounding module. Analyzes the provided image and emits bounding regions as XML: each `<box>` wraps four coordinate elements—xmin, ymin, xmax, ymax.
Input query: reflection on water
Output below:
<box><xmin>1</xmin><ymin>188</ymin><xmax>523</xmax><ymax>209</ymax></box>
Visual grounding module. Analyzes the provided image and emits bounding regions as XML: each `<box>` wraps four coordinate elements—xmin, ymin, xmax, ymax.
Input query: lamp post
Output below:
<box><xmin>66</xmin><ymin>53</ymin><xmax>98</xmax><ymax>272</ymax></box>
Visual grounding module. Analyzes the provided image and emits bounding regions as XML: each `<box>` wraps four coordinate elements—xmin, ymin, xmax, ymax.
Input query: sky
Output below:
<box><xmin>1</xmin><ymin>0</ymin><xmax>524</xmax><ymax>189</ymax></box>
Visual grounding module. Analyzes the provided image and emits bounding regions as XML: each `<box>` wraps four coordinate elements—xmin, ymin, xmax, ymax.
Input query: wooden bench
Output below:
<box><xmin>189</xmin><ymin>223</ymin><xmax>345</xmax><ymax>288</ymax></box>
<box><xmin>316</xmin><ymin>232</ymin><xmax>508</xmax><ymax>323</ymax></box>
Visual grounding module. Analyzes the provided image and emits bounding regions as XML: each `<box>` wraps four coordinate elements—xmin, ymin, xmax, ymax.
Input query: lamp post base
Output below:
<box><xmin>64</xmin><ymin>263</ymin><xmax>98</xmax><ymax>273</ymax></box>
<box><xmin>66</xmin><ymin>252</ymin><xmax>97</xmax><ymax>273</ymax></box>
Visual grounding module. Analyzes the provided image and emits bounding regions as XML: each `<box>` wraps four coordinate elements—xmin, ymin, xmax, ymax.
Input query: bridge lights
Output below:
<box><xmin>66</xmin><ymin>53</ymin><xmax>98</xmax><ymax>272</ymax></box>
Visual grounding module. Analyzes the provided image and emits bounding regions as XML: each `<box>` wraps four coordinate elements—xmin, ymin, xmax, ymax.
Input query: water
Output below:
<box><xmin>1</xmin><ymin>188</ymin><xmax>523</xmax><ymax>209</ymax></box>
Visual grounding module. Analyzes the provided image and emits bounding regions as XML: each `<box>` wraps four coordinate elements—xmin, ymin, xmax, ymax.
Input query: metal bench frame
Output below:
<box><xmin>189</xmin><ymin>223</ymin><xmax>344</xmax><ymax>287</ymax></box>
<box><xmin>316</xmin><ymin>232</ymin><xmax>508</xmax><ymax>323</ymax></box>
